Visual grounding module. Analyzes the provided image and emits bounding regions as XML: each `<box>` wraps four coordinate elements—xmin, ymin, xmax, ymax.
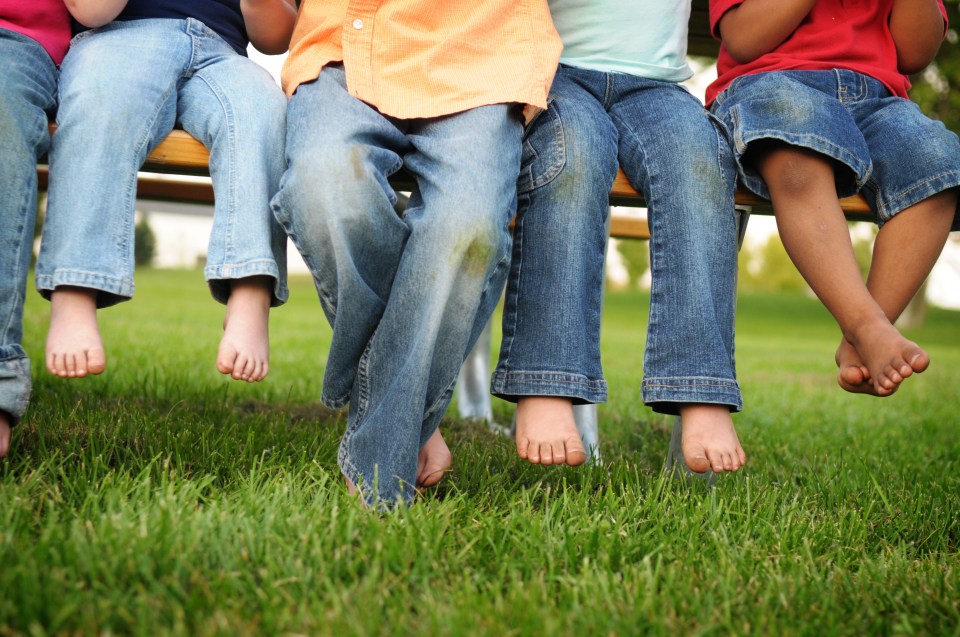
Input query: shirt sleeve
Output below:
<box><xmin>710</xmin><ymin>0</ymin><xmax>744</xmax><ymax>40</ymax></box>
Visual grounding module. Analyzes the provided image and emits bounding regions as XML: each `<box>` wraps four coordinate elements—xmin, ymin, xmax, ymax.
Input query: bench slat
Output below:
<box><xmin>41</xmin><ymin>124</ymin><xmax>875</xmax><ymax>241</ymax></box>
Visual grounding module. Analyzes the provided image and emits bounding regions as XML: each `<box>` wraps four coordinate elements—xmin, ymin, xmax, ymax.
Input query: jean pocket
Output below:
<box><xmin>517</xmin><ymin>99</ymin><xmax>566</xmax><ymax>194</ymax></box>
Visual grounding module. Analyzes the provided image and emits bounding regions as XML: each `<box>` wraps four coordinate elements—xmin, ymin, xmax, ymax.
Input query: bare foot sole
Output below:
<box><xmin>515</xmin><ymin>396</ymin><xmax>588</xmax><ymax>466</ymax></box>
<box><xmin>417</xmin><ymin>428</ymin><xmax>452</xmax><ymax>488</ymax></box>
<box><xmin>0</xmin><ymin>412</ymin><xmax>10</xmax><ymax>458</ymax></box>
<box><xmin>835</xmin><ymin>338</ymin><xmax>886</xmax><ymax>395</ymax></box>
<box><xmin>679</xmin><ymin>404</ymin><xmax>746</xmax><ymax>474</ymax></box>
<box><xmin>848</xmin><ymin>320</ymin><xmax>929</xmax><ymax>396</ymax></box>
<box><xmin>217</xmin><ymin>278</ymin><xmax>271</xmax><ymax>382</ymax></box>
<box><xmin>47</xmin><ymin>288</ymin><xmax>106</xmax><ymax>378</ymax></box>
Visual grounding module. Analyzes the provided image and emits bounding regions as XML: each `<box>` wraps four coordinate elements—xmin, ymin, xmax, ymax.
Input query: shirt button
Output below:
<box><xmin>352</xmin><ymin>18</ymin><xmax>363</xmax><ymax>29</ymax></box>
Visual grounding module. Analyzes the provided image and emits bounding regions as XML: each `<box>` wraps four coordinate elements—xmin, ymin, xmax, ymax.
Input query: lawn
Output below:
<box><xmin>2</xmin><ymin>268</ymin><xmax>959</xmax><ymax>636</ymax></box>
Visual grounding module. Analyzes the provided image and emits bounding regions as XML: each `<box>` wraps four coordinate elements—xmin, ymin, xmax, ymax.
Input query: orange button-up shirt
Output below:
<box><xmin>281</xmin><ymin>0</ymin><xmax>562</xmax><ymax>120</ymax></box>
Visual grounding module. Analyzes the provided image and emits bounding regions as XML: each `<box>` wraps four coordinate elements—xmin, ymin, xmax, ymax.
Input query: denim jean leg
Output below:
<box><xmin>492</xmin><ymin>68</ymin><xmax>616</xmax><ymax>404</ymax></box>
<box><xmin>179</xmin><ymin>22</ymin><xmax>288</xmax><ymax>306</ymax></box>
<box><xmin>0</xmin><ymin>30</ymin><xmax>58</xmax><ymax>422</ymax></box>
<box><xmin>611</xmin><ymin>79</ymin><xmax>742</xmax><ymax>413</ymax></box>
<box><xmin>338</xmin><ymin>105</ymin><xmax>520</xmax><ymax>505</ymax></box>
<box><xmin>36</xmin><ymin>20</ymin><xmax>192</xmax><ymax>307</ymax></box>
<box><xmin>271</xmin><ymin>69</ymin><xmax>412</xmax><ymax>411</ymax></box>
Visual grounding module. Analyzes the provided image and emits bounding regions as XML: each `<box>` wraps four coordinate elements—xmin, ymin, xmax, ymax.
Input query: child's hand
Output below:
<box><xmin>64</xmin><ymin>0</ymin><xmax>130</xmax><ymax>28</ymax></box>
<box><xmin>241</xmin><ymin>0</ymin><xmax>298</xmax><ymax>55</ymax></box>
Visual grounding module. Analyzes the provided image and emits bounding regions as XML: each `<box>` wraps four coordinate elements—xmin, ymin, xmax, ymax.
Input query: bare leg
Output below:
<box><xmin>217</xmin><ymin>276</ymin><xmax>272</xmax><ymax>382</ymax></box>
<box><xmin>417</xmin><ymin>428</ymin><xmax>452</xmax><ymax>487</ymax></box>
<box><xmin>514</xmin><ymin>396</ymin><xmax>588</xmax><ymax>466</ymax></box>
<box><xmin>46</xmin><ymin>287</ymin><xmax>106</xmax><ymax>378</ymax></box>
<box><xmin>0</xmin><ymin>412</ymin><xmax>10</xmax><ymax>458</ymax></box>
<box><xmin>679</xmin><ymin>404</ymin><xmax>745</xmax><ymax>474</ymax></box>
<box><xmin>834</xmin><ymin>189</ymin><xmax>956</xmax><ymax>394</ymax></box>
<box><xmin>756</xmin><ymin>144</ymin><xmax>933</xmax><ymax>396</ymax></box>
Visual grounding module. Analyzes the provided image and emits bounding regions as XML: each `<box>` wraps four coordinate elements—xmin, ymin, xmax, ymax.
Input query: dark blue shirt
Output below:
<box><xmin>117</xmin><ymin>0</ymin><xmax>248</xmax><ymax>55</ymax></box>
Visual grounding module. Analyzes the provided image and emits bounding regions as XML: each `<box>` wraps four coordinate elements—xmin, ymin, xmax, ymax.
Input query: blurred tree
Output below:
<box><xmin>617</xmin><ymin>236</ymin><xmax>649</xmax><ymax>288</ymax></box>
<box><xmin>738</xmin><ymin>233</ymin><xmax>808</xmax><ymax>292</ymax></box>
<box><xmin>910</xmin><ymin>0</ymin><xmax>960</xmax><ymax>134</ymax></box>
<box><xmin>134</xmin><ymin>212</ymin><xmax>156</xmax><ymax>268</ymax></box>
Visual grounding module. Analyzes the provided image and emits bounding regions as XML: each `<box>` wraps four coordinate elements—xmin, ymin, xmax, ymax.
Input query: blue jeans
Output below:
<box><xmin>492</xmin><ymin>65</ymin><xmax>743</xmax><ymax>414</ymax></box>
<box><xmin>0</xmin><ymin>29</ymin><xmax>58</xmax><ymax>424</ymax></box>
<box><xmin>272</xmin><ymin>66</ymin><xmax>522</xmax><ymax>506</ymax></box>
<box><xmin>712</xmin><ymin>70</ymin><xmax>960</xmax><ymax>231</ymax></box>
<box><xmin>36</xmin><ymin>18</ymin><xmax>288</xmax><ymax>307</ymax></box>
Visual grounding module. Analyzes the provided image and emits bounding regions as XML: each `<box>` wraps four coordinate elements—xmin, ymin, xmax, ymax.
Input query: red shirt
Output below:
<box><xmin>0</xmin><ymin>0</ymin><xmax>72</xmax><ymax>64</ymax></box>
<box><xmin>706</xmin><ymin>0</ymin><xmax>948</xmax><ymax>106</ymax></box>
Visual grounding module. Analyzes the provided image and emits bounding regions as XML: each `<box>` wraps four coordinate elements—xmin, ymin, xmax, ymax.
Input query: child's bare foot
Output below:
<box><xmin>46</xmin><ymin>288</ymin><xmax>106</xmax><ymax>378</ymax></box>
<box><xmin>417</xmin><ymin>428</ymin><xmax>452</xmax><ymax>487</ymax></box>
<box><xmin>515</xmin><ymin>396</ymin><xmax>587</xmax><ymax>466</ymax></box>
<box><xmin>679</xmin><ymin>404</ymin><xmax>745</xmax><ymax>474</ymax></box>
<box><xmin>847</xmin><ymin>319</ymin><xmax>929</xmax><ymax>396</ymax></box>
<box><xmin>217</xmin><ymin>278</ymin><xmax>272</xmax><ymax>382</ymax></box>
<box><xmin>0</xmin><ymin>412</ymin><xmax>10</xmax><ymax>458</ymax></box>
<box><xmin>342</xmin><ymin>473</ymin><xmax>371</xmax><ymax>508</ymax></box>
<box><xmin>835</xmin><ymin>338</ymin><xmax>880</xmax><ymax>395</ymax></box>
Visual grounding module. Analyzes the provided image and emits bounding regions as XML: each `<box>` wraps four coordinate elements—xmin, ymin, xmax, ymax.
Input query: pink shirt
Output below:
<box><xmin>0</xmin><ymin>0</ymin><xmax>73</xmax><ymax>64</ymax></box>
<box><xmin>706</xmin><ymin>0</ymin><xmax>948</xmax><ymax>105</ymax></box>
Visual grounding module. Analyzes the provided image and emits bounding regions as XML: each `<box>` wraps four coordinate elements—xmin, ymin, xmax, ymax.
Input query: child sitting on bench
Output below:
<box><xmin>0</xmin><ymin>0</ymin><xmax>72</xmax><ymax>456</ymax></box>
<box><xmin>491</xmin><ymin>0</ymin><xmax>746</xmax><ymax>474</ymax></box>
<box><xmin>708</xmin><ymin>0</ymin><xmax>960</xmax><ymax>396</ymax></box>
<box><xmin>37</xmin><ymin>0</ymin><xmax>296</xmax><ymax>383</ymax></box>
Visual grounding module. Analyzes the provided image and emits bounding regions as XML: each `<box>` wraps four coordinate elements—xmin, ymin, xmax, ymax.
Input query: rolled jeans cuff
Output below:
<box><xmin>490</xmin><ymin>370</ymin><xmax>607</xmax><ymax>405</ymax></box>
<box><xmin>0</xmin><ymin>354</ymin><xmax>32</xmax><ymax>426</ymax></box>
<box><xmin>641</xmin><ymin>376</ymin><xmax>743</xmax><ymax>415</ymax></box>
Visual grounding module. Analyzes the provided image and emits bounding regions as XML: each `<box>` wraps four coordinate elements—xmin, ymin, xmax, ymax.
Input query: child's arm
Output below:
<box><xmin>65</xmin><ymin>0</ymin><xmax>129</xmax><ymax>28</ymax></box>
<box><xmin>716</xmin><ymin>0</ymin><xmax>816</xmax><ymax>64</ymax></box>
<box><xmin>889</xmin><ymin>0</ymin><xmax>946</xmax><ymax>75</ymax></box>
<box><xmin>241</xmin><ymin>0</ymin><xmax>298</xmax><ymax>55</ymax></box>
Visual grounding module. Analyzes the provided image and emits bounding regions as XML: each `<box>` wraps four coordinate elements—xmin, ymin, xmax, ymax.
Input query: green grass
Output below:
<box><xmin>3</xmin><ymin>269</ymin><xmax>959</xmax><ymax>636</ymax></box>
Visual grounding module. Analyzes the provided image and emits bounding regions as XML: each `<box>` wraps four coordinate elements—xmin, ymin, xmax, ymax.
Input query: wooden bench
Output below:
<box><xmin>37</xmin><ymin>126</ymin><xmax>874</xmax><ymax>238</ymax></box>
<box><xmin>33</xmin><ymin>0</ymin><xmax>877</xmax><ymax>468</ymax></box>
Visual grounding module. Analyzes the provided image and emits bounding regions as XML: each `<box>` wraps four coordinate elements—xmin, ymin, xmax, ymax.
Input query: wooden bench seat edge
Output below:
<box><xmin>39</xmin><ymin>125</ymin><xmax>875</xmax><ymax>240</ymax></box>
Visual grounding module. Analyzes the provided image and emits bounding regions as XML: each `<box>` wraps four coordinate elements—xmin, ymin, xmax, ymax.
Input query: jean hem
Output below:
<box><xmin>874</xmin><ymin>169</ymin><xmax>960</xmax><ymax>230</ymax></box>
<box><xmin>490</xmin><ymin>370</ymin><xmax>607</xmax><ymax>404</ymax></box>
<box><xmin>35</xmin><ymin>271</ymin><xmax>134</xmax><ymax>308</ymax></box>
<box><xmin>337</xmin><ymin>442</ymin><xmax>413</xmax><ymax>509</ymax></box>
<box><xmin>205</xmin><ymin>260</ymin><xmax>288</xmax><ymax>306</ymax></box>
<box><xmin>641</xmin><ymin>376</ymin><xmax>743</xmax><ymax>414</ymax></box>
<box><xmin>0</xmin><ymin>356</ymin><xmax>32</xmax><ymax>423</ymax></box>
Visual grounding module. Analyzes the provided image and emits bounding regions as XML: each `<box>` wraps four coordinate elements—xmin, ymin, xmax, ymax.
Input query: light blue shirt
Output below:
<box><xmin>549</xmin><ymin>0</ymin><xmax>693</xmax><ymax>82</ymax></box>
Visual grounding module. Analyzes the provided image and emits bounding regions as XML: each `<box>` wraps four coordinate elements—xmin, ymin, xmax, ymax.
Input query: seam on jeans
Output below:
<box><xmin>494</xmin><ymin>372</ymin><xmax>603</xmax><ymax>386</ymax></box>
<box><xmin>423</xmin><ymin>374</ymin><xmax>458</xmax><ymax>422</ymax></box>
<box><xmin>0</xmin><ymin>348</ymin><xmax>29</xmax><ymax>364</ymax></box>
<box><xmin>641</xmin><ymin>379</ymin><xmax>740</xmax><ymax>389</ymax></box>
<box><xmin>602</xmin><ymin>72</ymin><xmax>616</xmax><ymax>110</ymax></box>
<box><xmin>352</xmin><ymin>340</ymin><xmax>373</xmax><ymax>426</ymax></box>
<box><xmin>186</xmin><ymin>67</ymin><xmax>240</xmax><ymax>265</ymax></box>
<box><xmin>3</xmin><ymin>168</ymin><xmax>33</xmax><ymax>341</ymax></box>
<box><xmin>875</xmin><ymin>169</ymin><xmax>960</xmax><ymax>222</ymax></box>
<box><xmin>497</xmin><ymin>198</ymin><xmax>525</xmax><ymax>369</ymax></box>
<box><xmin>519</xmin><ymin>100</ymin><xmax>566</xmax><ymax>193</ymax></box>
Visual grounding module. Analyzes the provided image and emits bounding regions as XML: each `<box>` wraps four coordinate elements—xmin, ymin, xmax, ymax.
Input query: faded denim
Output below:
<box><xmin>36</xmin><ymin>18</ymin><xmax>288</xmax><ymax>307</ymax></box>
<box><xmin>0</xmin><ymin>29</ymin><xmax>59</xmax><ymax>423</ymax></box>
<box><xmin>272</xmin><ymin>66</ymin><xmax>522</xmax><ymax>506</ymax></box>
<box><xmin>712</xmin><ymin>69</ymin><xmax>960</xmax><ymax>230</ymax></box>
<box><xmin>492</xmin><ymin>65</ymin><xmax>743</xmax><ymax>414</ymax></box>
